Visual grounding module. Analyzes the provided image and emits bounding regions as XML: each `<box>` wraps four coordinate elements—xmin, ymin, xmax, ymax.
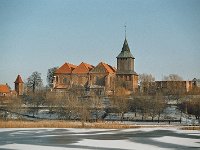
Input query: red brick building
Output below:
<box><xmin>53</xmin><ymin>38</ymin><xmax>138</xmax><ymax>95</ymax></box>
<box><xmin>0</xmin><ymin>75</ymin><xmax>24</xmax><ymax>97</ymax></box>
<box><xmin>14</xmin><ymin>75</ymin><xmax>24</xmax><ymax>96</ymax></box>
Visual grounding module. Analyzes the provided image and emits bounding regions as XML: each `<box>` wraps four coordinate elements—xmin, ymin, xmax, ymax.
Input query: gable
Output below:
<box><xmin>55</xmin><ymin>63</ymin><xmax>77</xmax><ymax>74</ymax></box>
<box><xmin>90</xmin><ymin>63</ymin><xmax>107</xmax><ymax>73</ymax></box>
<box><xmin>72</xmin><ymin>62</ymin><xmax>94</xmax><ymax>74</ymax></box>
<box><xmin>90</xmin><ymin>62</ymin><xmax>115</xmax><ymax>74</ymax></box>
<box><xmin>102</xmin><ymin>63</ymin><xmax>115</xmax><ymax>74</ymax></box>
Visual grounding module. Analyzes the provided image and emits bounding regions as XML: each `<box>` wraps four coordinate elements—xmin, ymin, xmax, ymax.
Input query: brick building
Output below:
<box><xmin>53</xmin><ymin>38</ymin><xmax>138</xmax><ymax>95</ymax></box>
<box><xmin>0</xmin><ymin>75</ymin><xmax>24</xmax><ymax>97</ymax></box>
<box><xmin>155</xmin><ymin>80</ymin><xmax>193</xmax><ymax>94</ymax></box>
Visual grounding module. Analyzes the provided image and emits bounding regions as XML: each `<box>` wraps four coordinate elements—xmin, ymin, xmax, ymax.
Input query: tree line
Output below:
<box><xmin>0</xmin><ymin>69</ymin><xmax>199</xmax><ymax>124</ymax></box>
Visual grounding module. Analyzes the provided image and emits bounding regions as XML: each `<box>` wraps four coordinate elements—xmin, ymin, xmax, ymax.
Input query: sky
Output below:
<box><xmin>0</xmin><ymin>0</ymin><xmax>200</xmax><ymax>89</ymax></box>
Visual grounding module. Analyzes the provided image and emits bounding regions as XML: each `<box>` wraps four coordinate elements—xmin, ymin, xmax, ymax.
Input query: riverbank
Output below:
<box><xmin>0</xmin><ymin>120</ymin><xmax>199</xmax><ymax>130</ymax></box>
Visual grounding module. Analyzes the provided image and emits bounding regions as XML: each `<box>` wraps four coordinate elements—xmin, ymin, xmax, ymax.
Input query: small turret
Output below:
<box><xmin>14</xmin><ymin>75</ymin><xmax>24</xmax><ymax>96</ymax></box>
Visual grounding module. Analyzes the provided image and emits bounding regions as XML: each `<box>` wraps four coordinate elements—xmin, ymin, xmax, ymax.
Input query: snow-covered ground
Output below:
<box><xmin>0</xmin><ymin>127</ymin><xmax>199</xmax><ymax>150</ymax></box>
<box><xmin>2</xmin><ymin>104</ymin><xmax>199</xmax><ymax>125</ymax></box>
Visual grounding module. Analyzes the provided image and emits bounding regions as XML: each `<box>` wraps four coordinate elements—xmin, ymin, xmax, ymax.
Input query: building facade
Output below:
<box><xmin>155</xmin><ymin>81</ymin><xmax>193</xmax><ymax>94</ymax></box>
<box><xmin>53</xmin><ymin>38</ymin><xmax>138</xmax><ymax>95</ymax></box>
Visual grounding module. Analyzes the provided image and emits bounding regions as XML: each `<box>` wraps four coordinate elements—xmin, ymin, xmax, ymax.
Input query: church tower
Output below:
<box><xmin>14</xmin><ymin>75</ymin><xmax>24</xmax><ymax>96</ymax></box>
<box><xmin>116</xmin><ymin>36</ymin><xmax>138</xmax><ymax>92</ymax></box>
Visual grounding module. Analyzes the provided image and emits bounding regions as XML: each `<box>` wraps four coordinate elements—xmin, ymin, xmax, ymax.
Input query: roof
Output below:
<box><xmin>0</xmin><ymin>84</ymin><xmax>10</xmax><ymax>93</ymax></box>
<box><xmin>14</xmin><ymin>75</ymin><xmax>24</xmax><ymax>83</ymax></box>
<box><xmin>72</xmin><ymin>62</ymin><xmax>94</xmax><ymax>74</ymax></box>
<box><xmin>117</xmin><ymin>38</ymin><xmax>134</xmax><ymax>58</ymax></box>
<box><xmin>101</xmin><ymin>62</ymin><xmax>116</xmax><ymax>74</ymax></box>
<box><xmin>55</xmin><ymin>62</ymin><xmax>77</xmax><ymax>74</ymax></box>
<box><xmin>90</xmin><ymin>62</ymin><xmax>116</xmax><ymax>74</ymax></box>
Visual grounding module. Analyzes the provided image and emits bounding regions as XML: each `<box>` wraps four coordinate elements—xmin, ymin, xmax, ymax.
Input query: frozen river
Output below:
<box><xmin>0</xmin><ymin>127</ymin><xmax>199</xmax><ymax>150</ymax></box>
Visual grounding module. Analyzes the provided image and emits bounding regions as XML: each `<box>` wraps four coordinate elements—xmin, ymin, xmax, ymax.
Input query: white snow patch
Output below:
<box><xmin>71</xmin><ymin>139</ymin><xmax>169</xmax><ymax>150</ymax></box>
<box><xmin>153</xmin><ymin>136</ymin><xmax>200</xmax><ymax>147</ymax></box>
<box><xmin>0</xmin><ymin>144</ymin><xmax>79</xmax><ymax>150</ymax></box>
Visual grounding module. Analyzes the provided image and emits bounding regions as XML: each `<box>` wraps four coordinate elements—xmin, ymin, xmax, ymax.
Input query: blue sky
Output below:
<box><xmin>0</xmin><ymin>0</ymin><xmax>200</xmax><ymax>88</ymax></box>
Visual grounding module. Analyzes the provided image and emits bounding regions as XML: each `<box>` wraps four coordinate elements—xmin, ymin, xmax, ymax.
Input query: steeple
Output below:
<box><xmin>122</xmin><ymin>38</ymin><xmax>130</xmax><ymax>52</ymax></box>
<box><xmin>116</xmin><ymin>28</ymin><xmax>138</xmax><ymax>93</ymax></box>
<box><xmin>117</xmin><ymin>38</ymin><xmax>134</xmax><ymax>58</ymax></box>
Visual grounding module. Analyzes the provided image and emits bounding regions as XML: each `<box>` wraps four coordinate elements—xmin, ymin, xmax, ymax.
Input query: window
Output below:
<box><xmin>56</xmin><ymin>76</ymin><xmax>58</xmax><ymax>82</ymax></box>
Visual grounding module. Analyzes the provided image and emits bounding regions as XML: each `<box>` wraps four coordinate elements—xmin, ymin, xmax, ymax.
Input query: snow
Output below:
<box><xmin>0</xmin><ymin>144</ymin><xmax>79</xmax><ymax>150</ymax></box>
<box><xmin>72</xmin><ymin>139</ymin><xmax>169</xmax><ymax>150</ymax></box>
<box><xmin>0</xmin><ymin>127</ymin><xmax>199</xmax><ymax>150</ymax></box>
<box><xmin>153</xmin><ymin>136</ymin><xmax>200</xmax><ymax>147</ymax></box>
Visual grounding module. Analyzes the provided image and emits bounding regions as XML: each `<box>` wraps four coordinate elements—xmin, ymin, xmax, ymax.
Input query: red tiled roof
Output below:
<box><xmin>101</xmin><ymin>62</ymin><xmax>116</xmax><ymax>74</ymax></box>
<box><xmin>14</xmin><ymin>75</ymin><xmax>24</xmax><ymax>83</ymax></box>
<box><xmin>0</xmin><ymin>84</ymin><xmax>10</xmax><ymax>93</ymax></box>
<box><xmin>107</xmin><ymin>64</ymin><xmax>117</xmax><ymax>72</ymax></box>
<box><xmin>90</xmin><ymin>62</ymin><xmax>116</xmax><ymax>74</ymax></box>
<box><xmin>72</xmin><ymin>62</ymin><xmax>94</xmax><ymax>74</ymax></box>
<box><xmin>55</xmin><ymin>62</ymin><xmax>77</xmax><ymax>74</ymax></box>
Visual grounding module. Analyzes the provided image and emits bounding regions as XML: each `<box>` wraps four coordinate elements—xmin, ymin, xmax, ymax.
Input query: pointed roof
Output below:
<box><xmin>0</xmin><ymin>84</ymin><xmax>10</xmax><ymax>93</ymax></box>
<box><xmin>117</xmin><ymin>38</ymin><xmax>134</xmax><ymax>58</ymax></box>
<box><xmin>90</xmin><ymin>62</ymin><xmax>116</xmax><ymax>74</ymax></box>
<box><xmin>14</xmin><ymin>75</ymin><xmax>24</xmax><ymax>83</ymax></box>
<box><xmin>55</xmin><ymin>62</ymin><xmax>77</xmax><ymax>74</ymax></box>
<box><xmin>72</xmin><ymin>62</ymin><xmax>94</xmax><ymax>74</ymax></box>
<box><xmin>101</xmin><ymin>62</ymin><xmax>116</xmax><ymax>74</ymax></box>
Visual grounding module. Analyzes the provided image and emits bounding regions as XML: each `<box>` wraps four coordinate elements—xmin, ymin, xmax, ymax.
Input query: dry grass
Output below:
<box><xmin>1</xmin><ymin>120</ymin><xmax>199</xmax><ymax>130</ymax></box>
<box><xmin>0</xmin><ymin>120</ymin><xmax>141</xmax><ymax>129</ymax></box>
<box><xmin>181</xmin><ymin>126</ymin><xmax>200</xmax><ymax>130</ymax></box>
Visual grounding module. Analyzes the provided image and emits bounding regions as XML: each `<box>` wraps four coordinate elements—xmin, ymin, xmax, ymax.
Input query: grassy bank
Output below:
<box><xmin>181</xmin><ymin>126</ymin><xmax>200</xmax><ymax>130</ymax></box>
<box><xmin>0</xmin><ymin>120</ymin><xmax>199</xmax><ymax>130</ymax></box>
<box><xmin>0</xmin><ymin>120</ymin><xmax>141</xmax><ymax>129</ymax></box>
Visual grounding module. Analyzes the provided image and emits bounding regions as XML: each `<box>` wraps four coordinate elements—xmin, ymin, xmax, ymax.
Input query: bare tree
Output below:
<box><xmin>180</xmin><ymin>98</ymin><xmax>200</xmax><ymax>123</ymax></box>
<box><xmin>0</xmin><ymin>96</ymin><xmax>10</xmax><ymax>120</ymax></box>
<box><xmin>46</xmin><ymin>91</ymin><xmax>59</xmax><ymax>116</ymax></box>
<box><xmin>89</xmin><ymin>91</ymin><xmax>103</xmax><ymax>122</ymax></box>
<box><xmin>137</xmin><ymin>96</ymin><xmax>150</xmax><ymax>120</ymax></box>
<box><xmin>7</xmin><ymin>97</ymin><xmax>24</xmax><ymax>119</ymax></box>
<box><xmin>148</xmin><ymin>93</ymin><xmax>166</xmax><ymax>122</ymax></box>
<box><xmin>163</xmin><ymin>74</ymin><xmax>183</xmax><ymax>81</ymax></box>
<box><xmin>111</xmin><ymin>87</ymin><xmax>130</xmax><ymax>121</ymax></box>
<box><xmin>139</xmin><ymin>73</ymin><xmax>155</xmax><ymax>94</ymax></box>
<box><xmin>129</xmin><ymin>95</ymin><xmax>140</xmax><ymax>118</ymax></box>
<box><xmin>25</xmin><ymin>91</ymin><xmax>46</xmax><ymax>117</ymax></box>
<box><xmin>27</xmin><ymin>71</ymin><xmax>43</xmax><ymax>93</ymax></box>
